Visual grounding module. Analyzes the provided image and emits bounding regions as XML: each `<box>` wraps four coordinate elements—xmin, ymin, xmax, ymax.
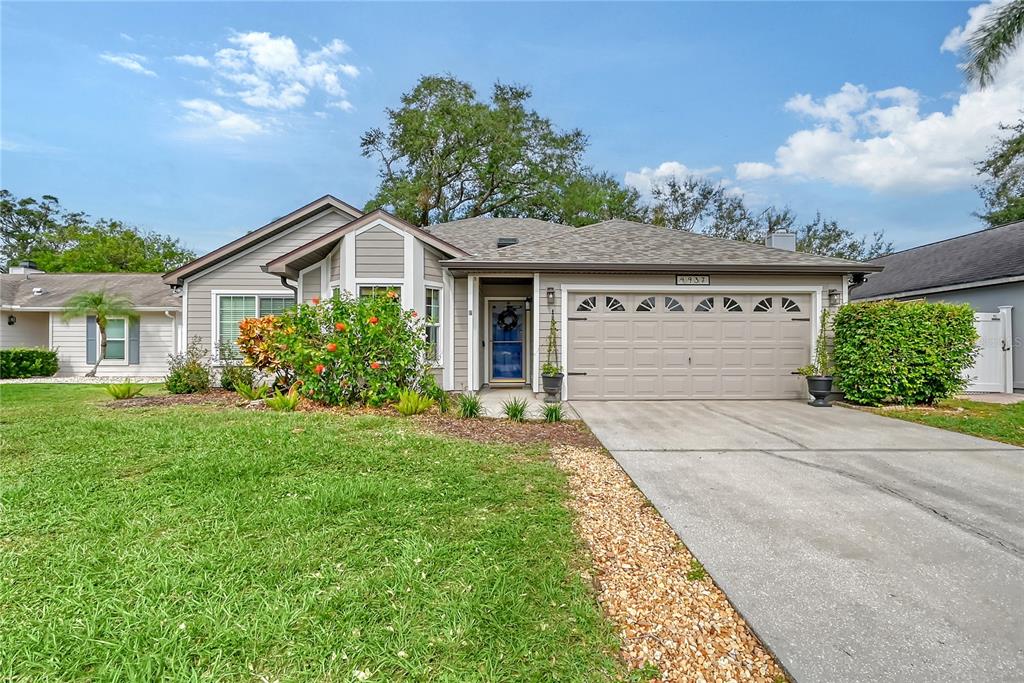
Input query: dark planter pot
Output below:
<box><xmin>541</xmin><ymin>373</ymin><xmax>563</xmax><ymax>403</ymax></box>
<box><xmin>806</xmin><ymin>375</ymin><xmax>834</xmax><ymax>407</ymax></box>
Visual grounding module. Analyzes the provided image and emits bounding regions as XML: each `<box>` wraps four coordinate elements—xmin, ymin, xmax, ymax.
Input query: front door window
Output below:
<box><xmin>490</xmin><ymin>301</ymin><xmax>525</xmax><ymax>381</ymax></box>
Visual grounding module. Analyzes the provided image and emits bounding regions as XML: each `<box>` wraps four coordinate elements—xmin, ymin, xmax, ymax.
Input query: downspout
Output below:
<box><xmin>258</xmin><ymin>265</ymin><xmax>298</xmax><ymax>296</ymax></box>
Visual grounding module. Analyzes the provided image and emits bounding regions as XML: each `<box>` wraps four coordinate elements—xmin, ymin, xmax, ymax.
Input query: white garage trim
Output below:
<box><xmin>560</xmin><ymin>284</ymin><xmax>823</xmax><ymax>400</ymax></box>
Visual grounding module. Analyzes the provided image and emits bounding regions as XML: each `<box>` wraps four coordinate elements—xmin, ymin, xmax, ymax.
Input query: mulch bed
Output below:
<box><xmin>106</xmin><ymin>389</ymin><xmax>239</xmax><ymax>409</ymax></box>
<box><xmin>412</xmin><ymin>414</ymin><xmax>604</xmax><ymax>449</ymax></box>
<box><xmin>551</xmin><ymin>445</ymin><xmax>787</xmax><ymax>682</ymax></box>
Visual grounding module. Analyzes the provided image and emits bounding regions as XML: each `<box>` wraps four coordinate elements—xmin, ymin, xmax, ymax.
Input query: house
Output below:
<box><xmin>0</xmin><ymin>266</ymin><xmax>181</xmax><ymax>378</ymax></box>
<box><xmin>850</xmin><ymin>221</ymin><xmax>1022</xmax><ymax>394</ymax></box>
<box><xmin>163</xmin><ymin>195</ymin><xmax>881</xmax><ymax>400</ymax></box>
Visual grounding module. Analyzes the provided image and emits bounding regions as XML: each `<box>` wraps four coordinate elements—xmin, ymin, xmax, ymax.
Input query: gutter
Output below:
<box><xmin>440</xmin><ymin>261</ymin><xmax>884</xmax><ymax>274</ymax></box>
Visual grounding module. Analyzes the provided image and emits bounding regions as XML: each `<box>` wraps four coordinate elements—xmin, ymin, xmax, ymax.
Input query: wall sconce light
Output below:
<box><xmin>546</xmin><ymin>287</ymin><xmax>555</xmax><ymax>305</ymax></box>
<box><xmin>828</xmin><ymin>288</ymin><xmax>841</xmax><ymax>307</ymax></box>
<box><xmin>524</xmin><ymin>298</ymin><xmax>531</xmax><ymax>312</ymax></box>
<box><xmin>6</xmin><ymin>315</ymin><xmax>15</xmax><ymax>326</ymax></box>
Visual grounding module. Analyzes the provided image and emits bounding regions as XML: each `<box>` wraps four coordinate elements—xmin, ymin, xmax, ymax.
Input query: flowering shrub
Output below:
<box><xmin>237</xmin><ymin>291</ymin><xmax>431</xmax><ymax>406</ymax></box>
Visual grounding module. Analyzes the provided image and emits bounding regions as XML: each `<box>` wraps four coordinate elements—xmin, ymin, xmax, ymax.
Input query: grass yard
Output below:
<box><xmin>869</xmin><ymin>398</ymin><xmax>1024</xmax><ymax>447</ymax></box>
<box><xmin>0</xmin><ymin>384</ymin><xmax>621</xmax><ymax>681</ymax></box>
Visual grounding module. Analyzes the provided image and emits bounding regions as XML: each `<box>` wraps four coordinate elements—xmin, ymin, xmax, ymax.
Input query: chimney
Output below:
<box><xmin>9</xmin><ymin>260</ymin><xmax>45</xmax><ymax>276</ymax></box>
<box><xmin>765</xmin><ymin>232</ymin><xmax>796</xmax><ymax>251</ymax></box>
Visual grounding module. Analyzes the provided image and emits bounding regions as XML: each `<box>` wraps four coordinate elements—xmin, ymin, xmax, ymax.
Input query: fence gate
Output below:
<box><xmin>965</xmin><ymin>310</ymin><xmax>1013</xmax><ymax>393</ymax></box>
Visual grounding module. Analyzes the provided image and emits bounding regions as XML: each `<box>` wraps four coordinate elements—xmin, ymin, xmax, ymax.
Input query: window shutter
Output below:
<box><xmin>128</xmin><ymin>318</ymin><xmax>141</xmax><ymax>365</ymax></box>
<box><xmin>86</xmin><ymin>316</ymin><xmax>97</xmax><ymax>365</ymax></box>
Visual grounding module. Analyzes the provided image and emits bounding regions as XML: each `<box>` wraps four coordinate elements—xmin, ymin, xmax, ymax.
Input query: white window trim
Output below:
<box><xmin>355</xmin><ymin>281</ymin><xmax>405</xmax><ymax>298</ymax></box>
<box><xmin>211</xmin><ymin>290</ymin><xmax>296</xmax><ymax>363</ymax></box>
<box><xmin>424</xmin><ymin>284</ymin><xmax>443</xmax><ymax>368</ymax></box>
<box><xmin>97</xmin><ymin>316</ymin><xmax>129</xmax><ymax>365</ymax></box>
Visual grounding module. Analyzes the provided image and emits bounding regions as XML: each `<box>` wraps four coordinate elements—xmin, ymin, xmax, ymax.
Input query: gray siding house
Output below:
<box><xmin>164</xmin><ymin>195</ymin><xmax>879</xmax><ymax>400</ymax></box>
<box><xmin>851</xmin><ymin>221</ymin><xmax>1022</xmax><ymax>394</ymax></box>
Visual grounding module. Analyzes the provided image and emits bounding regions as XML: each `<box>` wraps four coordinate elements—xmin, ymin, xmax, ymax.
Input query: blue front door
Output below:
<box><xmin>490</xmin><ymin>301</ymin><xmax>525</xmax><ymax>381</ymax></box>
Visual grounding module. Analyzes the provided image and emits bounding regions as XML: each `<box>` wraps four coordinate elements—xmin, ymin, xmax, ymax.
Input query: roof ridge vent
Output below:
<box><xmin>496</xmin><ymin>237</ymin><xmax>519</xmax><ymax>249</ymax></box>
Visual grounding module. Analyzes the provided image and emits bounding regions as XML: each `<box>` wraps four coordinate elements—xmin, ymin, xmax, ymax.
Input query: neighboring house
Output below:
<box><xmin>851</xmin><ymin>221</ymin><xmax>1022</xmax><ymax>394</ymax></box>
<box><xmin>165</xmin><ymin>195</ymin><xmax>880</xmax><ymax>400</ymax></box>
<box><xmin>0</xmin><ymin>266</ymin><xmax>181</xmax><ymax>378</ymax></box>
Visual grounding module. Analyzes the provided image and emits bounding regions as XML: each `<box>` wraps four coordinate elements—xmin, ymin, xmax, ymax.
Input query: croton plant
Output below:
<box><xmin>236</xmin><ymin>290</ymin><xmax>432</xmax><ymax>406</ymax></box>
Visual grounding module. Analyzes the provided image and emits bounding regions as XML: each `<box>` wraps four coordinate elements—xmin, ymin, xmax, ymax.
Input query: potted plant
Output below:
<box><xmin>541</xmin><ymin>318</ymin><xmax>563</xmax><ymax>403</ymax></box>
<box><xmin>797</xmin><ymin>309</ymin><xmax>835</xmax><ymax>407</ymax></box>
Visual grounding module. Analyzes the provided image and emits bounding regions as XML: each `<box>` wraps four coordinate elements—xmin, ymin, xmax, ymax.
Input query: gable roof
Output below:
<box><xmin>850</xmin><ymin>221</ymin><xmax>1024</xmax><ymax>300</ymax></box>
<box><xmin>264</xmin><ymin>210</ymin><xmax>470</xmax><ymax>279</ymax></box>
<box><xmin>441</xmin><ymin>219</ymin><xmax>883</xmax><ymax>273</ymax></box>
<box><xmin>423</xmin><ymin>217</ymin><xmax>575</xmax><ymax>256</ymax></box>
<box><xmin>163</xmin><ymin>194</ymin><xmax>362</xmax><ymax>286</ymax></box>
<box><xmin>1</xmin><ymin>273</ymin><xmax>180</xmax><ymax>310</ymax></box>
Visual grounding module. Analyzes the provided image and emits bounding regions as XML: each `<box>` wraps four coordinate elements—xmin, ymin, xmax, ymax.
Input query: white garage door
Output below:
<box><xmin>567</xmin><ymin>292</ymin><xmax>812</xmax><ymax>399</ymax></box>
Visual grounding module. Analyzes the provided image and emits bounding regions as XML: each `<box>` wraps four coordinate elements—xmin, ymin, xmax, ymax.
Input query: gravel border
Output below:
<box><xmin>551</xmin><ymin>445</ymin><xmax>786</xmax><ymax>682</ymax></box>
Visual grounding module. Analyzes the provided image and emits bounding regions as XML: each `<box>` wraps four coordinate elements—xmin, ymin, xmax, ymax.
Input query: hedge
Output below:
<box><xmin>0</xmin><ymin>348</ymin><xmax>59</xmax><ymax>379</ymax></box>
<box><xmin>833</xmin><ymin>300</ymin><xmax>978</xmax><ymax>406</ymax></box>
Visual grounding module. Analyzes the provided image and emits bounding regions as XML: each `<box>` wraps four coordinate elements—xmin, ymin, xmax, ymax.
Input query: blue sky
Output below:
<box><xmin>3</xmin><ymin>1</ymin><xmax>1019</xmax><ymax>255</ymax></box>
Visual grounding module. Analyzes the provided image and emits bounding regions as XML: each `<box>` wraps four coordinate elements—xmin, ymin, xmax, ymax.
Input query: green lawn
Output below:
<box><xmin>870</xmin><ymin>398</ymin><xmax>1024</xmax><ymax>447</ymax></box>
<box><xmin>0</xmin><ymin>384</ymin><xmax>620</xmax><ymax>681</ymax></box>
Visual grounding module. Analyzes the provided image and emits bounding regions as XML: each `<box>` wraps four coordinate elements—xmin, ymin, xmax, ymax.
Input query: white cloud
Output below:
<box><xmin>624</xmin><ymin>161</ymin><xmax>722</xmax><ymax>196</ymax></box>
<box><xmin>735</xmin><ymin>1</ymin><xmax>1024</xmax><ymax>193</ymax></box>
<box><xmin>173</xmin><ymin>54</ymin><xmax>211</xmax><ymax>68</ymax></box>
<box><xmin>188</xmin><ymin>31</ymin><xmax>359</xmax><ymax>111</ymax></box>
<box><xmin>178</xmin><ymin>99</ymin><xmax>265</xmax><ymax>140</ymax></box>
<box><xmin>119</xmin><ymin>32</ymin><xmax>135</xmax><ymax>42</ymax></box>
<box><xmin>99</xmin><ymin>52</ymin><xmax>156</xmax><ymax>77</ymax></box>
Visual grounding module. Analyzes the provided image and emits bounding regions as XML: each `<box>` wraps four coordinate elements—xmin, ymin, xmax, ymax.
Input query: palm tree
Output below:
<box><xmin>63</xmin><ymin>290</ymin><xmax>137</xmax><ymax>377</ymax></box>
<box><xmin>965</xmin><ymin>0</ymin><xmax>1024</xmax><ymax>87</ymax></box>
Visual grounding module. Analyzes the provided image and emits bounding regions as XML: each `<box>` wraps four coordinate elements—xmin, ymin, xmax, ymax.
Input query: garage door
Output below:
<box><xmin>567</xmin><ymin>292</ymin><xmax>811</xmax><ymax>399</ymax></box>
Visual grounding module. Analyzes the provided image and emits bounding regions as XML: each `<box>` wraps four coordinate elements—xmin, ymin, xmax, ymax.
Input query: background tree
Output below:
<box><xmin>62</xmin><ymin>291</ymin><xmax>137</xmax><ymax>377</ymax></box>
<box><xmin>361</xmin><ymin>75</ymin><xmax>587</xmax><ymax>225</ymax></box>
<box><xmin>1</xmin><ymin>190</ymin><xmax>195</xmax><ymax>272</ymax></box>
<box><xmin>524</xmin><ymin>171</ymin><xmax>650</xmax><ymax>227</ymax></box>
<box><xmin>976</xmin><ymin>118</ymin><xmax>1024</xmax><ymax>226</ymax></box>
<box><xmin>647</xmin><ymin>175</ymin><xmax>892</xmax><ymax>260</ymax></box>
<box><xmin>964</xmin><ymin>0</ymin><xmax>1024</xmax><ymax>87</ymax></box>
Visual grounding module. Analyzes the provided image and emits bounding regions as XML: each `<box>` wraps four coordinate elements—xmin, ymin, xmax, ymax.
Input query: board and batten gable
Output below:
<box><xmin>52</xmin><ymin>312</ymin><xmax>176</xmax><ymax>378</ymax></box>
<box><xmin>184</xmin><ymin>209</ymin><xmax>354</xmax><ymax>351</ymax></box>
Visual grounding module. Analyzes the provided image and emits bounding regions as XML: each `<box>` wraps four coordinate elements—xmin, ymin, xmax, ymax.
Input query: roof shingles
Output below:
<box><xmin>1</xmin><ymin>273</ymin><xmax>180</xmax><ymax>309</ymax></box>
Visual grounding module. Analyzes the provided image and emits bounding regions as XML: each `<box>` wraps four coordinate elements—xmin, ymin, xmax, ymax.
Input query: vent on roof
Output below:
<box><xmin>32</xmin><ymin>287</ymin><xmax>45</xmax><ymax>296</ymax></box>
<box><xmin>496</xmin><ymin>237</ymin><xmax>519</xmax><ymax>249</ymax></box>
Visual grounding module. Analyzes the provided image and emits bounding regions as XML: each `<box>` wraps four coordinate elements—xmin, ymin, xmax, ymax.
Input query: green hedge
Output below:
<box><xmin>833</xmin><ymin>301</ymin><xmax>978</xmax><ymax>406</ymax></box>
<box><xmin>1</xmin><ymin>348</ymin><xmax>60</xmax><ymax>379</ymax></box>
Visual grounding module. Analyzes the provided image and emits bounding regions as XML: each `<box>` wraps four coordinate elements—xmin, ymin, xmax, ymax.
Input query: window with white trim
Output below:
<box><xmin>217</xmin><ymin>294</ymin><xmax>294</xmax><ymax>359</ymax></box>
<box><xmin>424</xmin><ymin>287</ymin><xmax>441</xmax><ymax>364</ymax></box>
<box><xmin>103</xmin><ymin>317</ymin><xmax>127</xmax><ymax>361</ymax></box>
<box><xmin>358</xmin><ymin>285</ymin><xmax>402</xmax><ymax>300</ymax></box>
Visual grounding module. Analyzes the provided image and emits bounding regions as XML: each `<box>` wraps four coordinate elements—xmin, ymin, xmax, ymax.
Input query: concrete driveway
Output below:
<box><xmin>573</xmin><ymin>400</ymin><xmax>1024</xmax><ymax>682</ymax></box>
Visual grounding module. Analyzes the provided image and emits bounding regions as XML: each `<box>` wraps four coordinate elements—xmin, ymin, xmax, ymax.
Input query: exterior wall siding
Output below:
<box><xmin>355</xmin><ymin>225</ymin><xmax>404</xmax><ymax>279</ymax></box>
<box><xmin>0</xmin><ymin>311</ymin><xmax>49</xmax><ymax>348</ymax></box>
<box><xmin>301</xmin><ymin>266</ymin><xmax>323</xmax><ymax>304</ymax></box>
<box><xmin>52</xmin><ymin>312</ymin><xmax>175</xmax><ymax>378</ymax></box>
<box><xmin>424</xmin><ymin>246</ymin><xmax>444</xmax><ymax>282</ymax></box>
<box><xmin>918</xmin><ymin>281</ymin><xmax>1023</xmax><ymax>390</ymax></box>
<box><xmin>452</xmin><ymin>277</ymin><xmax>468</xmax><ymax>390</ymax></box>
<box><xmin>185</xmin><ymin>209</ymin><xmax>352</xmax><ymax>351</ymax></box>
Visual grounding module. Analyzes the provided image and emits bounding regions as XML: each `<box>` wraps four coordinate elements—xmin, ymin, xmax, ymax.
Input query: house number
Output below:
<box><xmin>676</xmin><ymin>274</ymin><xmax>710</xmax><ymax>285</ymax></box>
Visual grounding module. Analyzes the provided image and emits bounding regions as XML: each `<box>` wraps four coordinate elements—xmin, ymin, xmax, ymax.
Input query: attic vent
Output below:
<box><xmin>32</xmin><ymin>287</ymin><xmax>44</xmax><ymax>296</ymax></box>
<box><xmin>496</xmin><ymin>237</ymin><xmax>518</xmax><ymax>249</ymax></box>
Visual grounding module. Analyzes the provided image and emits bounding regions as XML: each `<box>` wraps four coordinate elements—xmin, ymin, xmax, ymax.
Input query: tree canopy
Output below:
<box><xmin>976</xmin><ymin>118</ymin><xmax>1024</xmax><ymax>227</ymax></box>
<box><xmin>0</xmin><ymin>190</ymin><xmax>195</xmax><ymax>272</ymax></box>
<box><xmin>362</xmin><ymin>74</ymin><xmax>893</xmax><ymax>261</ymax></box>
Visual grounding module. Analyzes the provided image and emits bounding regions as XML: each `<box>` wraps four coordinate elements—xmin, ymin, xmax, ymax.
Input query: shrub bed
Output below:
<box><xmin>833</xmin><ymin>300</ymin><xmax>978</xmax><ymax>406</ymax></box>
<box><xmin>0</xmin><ymin>348</ymin><xmax>59</xmax><ymax>379</ymax></box>
<box><xmin>238</xmin><ymin>291</ymin><xmax>432</xmax><ymax>406</ymax></box>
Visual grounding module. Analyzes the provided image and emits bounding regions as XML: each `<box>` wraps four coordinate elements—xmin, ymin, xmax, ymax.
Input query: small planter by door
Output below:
<box><xmin>542</xmin><ymin>373</ymin><xmax>563</xmax><ymax>403</ymax></box>
<box><xmin>806</xmin><ymin>376</ymin><xmax>834</xmax><ymax>407</ymax></box>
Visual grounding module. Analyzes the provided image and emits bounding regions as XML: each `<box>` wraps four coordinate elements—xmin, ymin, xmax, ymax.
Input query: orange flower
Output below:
<box><xmin>335</xmin><ymin>322</ymin><xmax>347</xmax><ymax>332</ymax></box>
<box><xmin>370</xmin><ymin>361</ymin><xmax>381</xmax><ymax>370</ymax></box>
<box><xmin>410</xmin><ymin>311</ymin><xmax>418</xmax><ymax>318</ymax></box>
<box><xmin>369</xmin><ymin>316</ymin><xmax>379</xmax><ymax>325</ymax></box>
<box><xmin>311</xmin><ymin>297</ymin><xmax>320</xmax><ymax>305</ymax></box>
<box><xmin>315</xmin><ymin>363</ymin><xmax>326</xmax><ymax>375</ymax></box>
<box><xmin>326</xmin><ymin>342</ymin><xmax>337</xmax><ymax>352</ymax></box>
<box><xmin>386</xmin><ymin>290</ymin><xmax>398</xmax><ymax>299</ymax></box>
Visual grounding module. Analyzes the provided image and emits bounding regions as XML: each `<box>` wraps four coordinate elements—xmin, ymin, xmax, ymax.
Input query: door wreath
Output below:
<box><xmin>497</xmin><ymin>306</ymin><xmax>519</xmax><ymax>331</ymax></box>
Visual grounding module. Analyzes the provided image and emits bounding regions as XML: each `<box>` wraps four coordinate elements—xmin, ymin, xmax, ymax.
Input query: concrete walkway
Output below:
<box><xmin>573</xmin><ymin>400</ymin><xmax>1024</xmax><ymax>682</ymax></box>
